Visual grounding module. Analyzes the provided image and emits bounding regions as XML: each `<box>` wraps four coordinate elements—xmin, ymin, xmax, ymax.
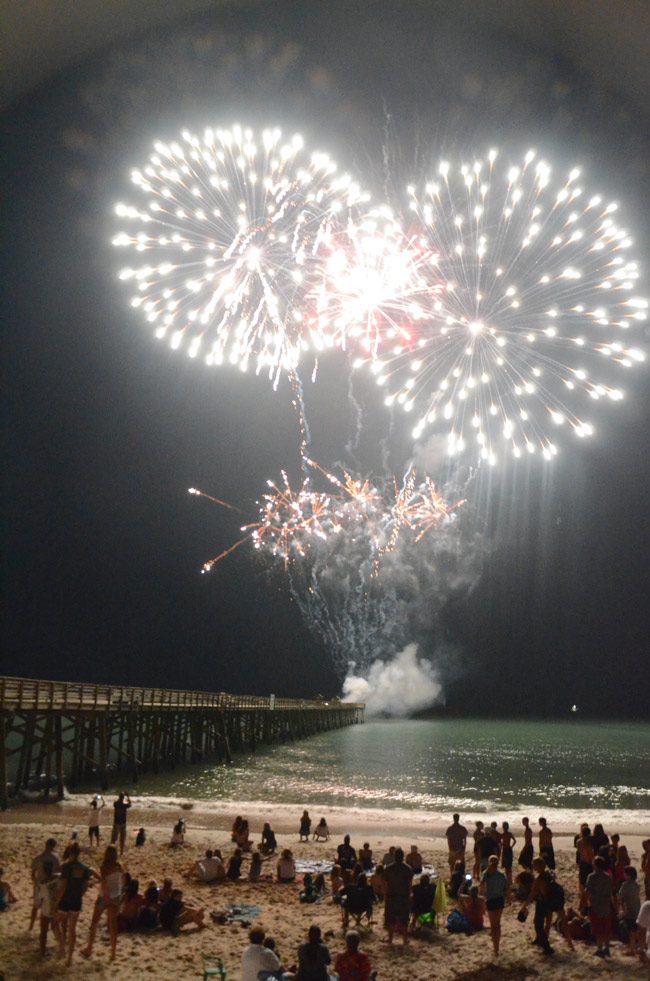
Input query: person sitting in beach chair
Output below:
<box><xmin>341</xmin><ymin>873</ymin><xmax>374</xmax><ymax>931</ymax></box>
<box><xmin>410</xmin><ymin>873</ymin><xmax>436</xmax><ymax>930</ymax></box>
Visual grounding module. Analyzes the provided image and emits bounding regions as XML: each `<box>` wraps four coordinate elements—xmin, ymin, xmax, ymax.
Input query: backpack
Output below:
<box><xmin>547</xmin><ymin>879</ymin><xmax>565</xmax><ymax>912</ymax></box>
<box><xmin>446</xmin><ymin>909</ymin><xmax>471</xmax><ymax>934</ymax></box>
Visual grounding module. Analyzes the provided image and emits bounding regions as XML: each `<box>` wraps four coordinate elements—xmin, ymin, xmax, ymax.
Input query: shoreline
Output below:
<box><xmin>3</xmin><ymin>792</ymin><xmax>650</xmax><ymax>839</ymax></box>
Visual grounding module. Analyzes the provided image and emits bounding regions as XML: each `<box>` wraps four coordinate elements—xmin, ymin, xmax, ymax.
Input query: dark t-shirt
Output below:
<box><xmin>113</xmin><ymin>800</ymin><xmax>131</xmax><ymax>825</ymax></box>
<box><xmin>477</xmin><ymin>835</ymin><xmax>499</xmax><ymax>860</ymax></box>
<box><xmin>446</xmin><ymin>823</ymin><xmax>468</xmax><ymax>850</ymax></box>
<box><xmin>297</xmin><ymin>941</ymin><xmax>331</xmax><ymax>981</ymax></box>
<box><xmin>59</xmin><ymin>860</ymin><xmax>91</xmax><ymax>911</ymax></box>
<box><xmin>160</xmin><ymin>897</ymin><xmax>183</xmax><ymax>930</ymax></box>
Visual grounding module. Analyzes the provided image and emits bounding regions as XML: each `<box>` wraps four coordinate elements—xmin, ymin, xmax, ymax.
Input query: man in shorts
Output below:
<box><xmin>56</xmin><ymin>842</ymin><xmax>94</xmax><ymax>966</ymax></box>
<box><xmin>30</xmin><ymin>838</ymin><xmax>60</xmax><ymax>930</ymax></box>
<box><xmin>446</xmin><ymin>813</ymin><xmax>468</xmax><ymax>874</ymax></box>
<box><xmin>111</xmin><ymin>792</ymin><xmax>132</xmax><ymax>855</ymax></box>
<box><xmin>585</xmin><ymin>855</ymin><xmax>615</xmax><ymax>957</ymax></box>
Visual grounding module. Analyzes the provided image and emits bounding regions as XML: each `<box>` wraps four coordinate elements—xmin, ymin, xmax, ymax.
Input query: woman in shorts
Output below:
<box><xmin>83</xmin><ymin>844</ymin><xmax>123</xmax><ymax>961</ymax></box>
<box><xmin>56</xmin><ymin>842</ymin><xmax>95</xmax><ymax>966</ymax></box>
<box><xmin>480</xmin><ymin>855</ymin><xmax>508</xmax><ymax>956</ymax></box>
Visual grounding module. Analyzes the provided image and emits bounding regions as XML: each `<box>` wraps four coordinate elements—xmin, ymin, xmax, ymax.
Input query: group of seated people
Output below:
<box><xmin>242</xmin><ymin>924</ymin><xmax>375</xmax><ymax>981</ymax></box>
<box><xmin>116</xmin><ymin>876</ymin><xmax>206</xmax><ymax>934</ymax></box>
<box><xmin>231</xmin><ymin>816</ymin><xmax>278</xmax><ymax>855</ymax></box>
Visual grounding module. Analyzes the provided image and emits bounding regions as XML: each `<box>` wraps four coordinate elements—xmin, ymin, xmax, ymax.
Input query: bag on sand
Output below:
<box><xmin>446</xmin><ymin>909</ymin><xmax>470</xmax><ymax>934</ymax></box>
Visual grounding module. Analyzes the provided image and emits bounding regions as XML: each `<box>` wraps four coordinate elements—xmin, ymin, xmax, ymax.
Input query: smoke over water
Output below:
<box><xmin>342</xmin><ymin>643</ymin><xmax>443</xmax><ymax>716</ymax></box>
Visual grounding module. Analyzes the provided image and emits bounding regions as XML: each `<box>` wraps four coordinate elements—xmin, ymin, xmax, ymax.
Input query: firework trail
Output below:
<box><xmin>354</xmin><ymin>149</ymin><xmax>646</xmax><ymax>464</ymax></box>
<box><xmin>113</xmin><ymin>125</ymin><xmax>367</xmax><ymax>385</ymax></box>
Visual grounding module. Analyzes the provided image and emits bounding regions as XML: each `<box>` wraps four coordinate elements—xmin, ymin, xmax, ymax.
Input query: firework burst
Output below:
<box><xmin>113</xmin><ymin>125</ymin><xmax>367</xmax><ymax>384</ymax></box>
<box><xmin>356</xmin><ymin>149</ymin><xmax>646</xmax><ymax>463</ymax></box>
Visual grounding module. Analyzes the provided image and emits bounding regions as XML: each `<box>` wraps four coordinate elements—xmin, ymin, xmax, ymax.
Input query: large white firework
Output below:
<box><xmin>357</xmin><ymin>149</ymin><xmax>647</xmax><ymax>463</ymax></box>
<box><xmin>113</xmin><ymin>125</ymin><xmax>367</xmax><ymax>384</ymax></box>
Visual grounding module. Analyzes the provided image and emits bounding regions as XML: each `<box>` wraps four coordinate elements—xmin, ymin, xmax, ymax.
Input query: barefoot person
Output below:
<box><xmin>500</xmin><ymin>821</ymin><xmax>516</xmax><ymax>889</ymax></box>
<box><xmin>481</xmin><ymin>854</ymin><xmax>508</xmax><ymax>956</ymax></box>
<box><xmin>56</xmin><ymin>842</ymin><xmax>95</xmax><ymax>966</ymax></box>
<box><xmin>538</xmin><ymin>817</ymin><xmax>555</xmax><ymax>870</ymax></box>
<box><xmin>111</xmin><ymin>792</ymin><xmax>132</xmax><ymax>856</ymax></box>
<box><xmin>30</xmin><ymin>838</ymin><xmax>60</xmax><ymax>931</ymax></box>
<box><xmin>83</xmin><ymin>844</ymin><xmax>123</xmax><ymax>961</ymax></box>
<box><xmin>38</xmin><ymin>860</ymin><xmax>63</xmax><ymax>959</ymax></box>
<box><xmin>518</xmin><ymin>817</ymin><xmax>533</xmax><ymax>871</ymax></box>
<box><xmin>586</xmin><ymin>855</ymin><xmax>615</xmax><ymax>958</ymax></box>
<box><xmin>382</xmin><ymin>847</ymin><xmax>413</xmax><ymax>945</ymax></box>
<box><xmin>446</xmin><ymin>813</ymin><xmax>468</xmax><ymax>874</ymax></box>
<box><xmin>88</xmin><ymin>795</ymin><xmax>105</xmax><ymax>848</ymax></box>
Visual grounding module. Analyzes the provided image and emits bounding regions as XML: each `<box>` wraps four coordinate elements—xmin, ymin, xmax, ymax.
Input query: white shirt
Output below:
<box><xmin>197</xmin><ymin>857</ymin><xmax>224</xmax><ymax>882</ymax></box>
<box><xmin>241</xmin><ymin>943</ymin><xmax>281</xmax><ymax>981</ymax></box>
<box><xmin>32</xmin><ymin>850</ymin><xmax>61</xmax><ymax>883</ymax></box>
<box><xmin>637</xmin><ymin>900</ymin><xmax>650</xmax><ymax>956</ymax></box>
<box><xmin>89</xmin><ymin>803</ymin><xmax>104</xmax><ymax>828</ymax></box>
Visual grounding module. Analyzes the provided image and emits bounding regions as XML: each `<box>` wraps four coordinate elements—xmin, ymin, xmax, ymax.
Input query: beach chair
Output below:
<box><xmin>341</xmin><ymin>885</ymin><xmax>374</xmax><ymax>932</ymax></box>
<box><xmin>202</xmin><ymin>953</ymin><xmax>227</xmax><ymax>979</ymax></box>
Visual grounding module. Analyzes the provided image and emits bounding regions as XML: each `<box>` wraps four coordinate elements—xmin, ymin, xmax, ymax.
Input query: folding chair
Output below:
<box><xmin>202</xmin><ymin>953</ymin><xmax>227</xmax><ymax>979</ymax></box>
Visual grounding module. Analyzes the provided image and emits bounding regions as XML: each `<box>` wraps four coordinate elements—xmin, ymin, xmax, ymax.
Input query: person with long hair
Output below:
<box><xmin>83</xmin><ymin>844</ymin><xmax>123</xmax><ymax>961</ymax></box>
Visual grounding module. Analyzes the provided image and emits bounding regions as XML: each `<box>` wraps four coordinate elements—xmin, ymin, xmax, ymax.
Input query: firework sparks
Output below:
<box><xmin>355</xmin><ymin>149</ymin><xmax>646</xmax><ymax>463</ymax></box>
<box><xmin>113</xmin><ymin>125</ymin><xmax>367</xmax><ymax>385</ymax></box>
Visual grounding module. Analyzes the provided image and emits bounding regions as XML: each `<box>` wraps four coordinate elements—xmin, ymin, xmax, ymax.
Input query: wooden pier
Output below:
<box><xmin>0</xmin><ymin>677</ymin><xmax>364</xmax><ymax>809</ymax></box>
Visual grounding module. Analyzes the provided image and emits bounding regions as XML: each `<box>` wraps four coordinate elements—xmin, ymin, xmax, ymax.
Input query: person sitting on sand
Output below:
<box><xmin>300</xmin><ymin>873</ymin><xmax>319</xmax><ymax>904</ymax></box>
<box><xmin>405</xmin><ymin>845</ymin><xmax>423</xmax><ymax>875</ymax></box>
<box><xmin>117</xmin><ymin>878</ymin><xmax>143</xmax><ymax>932</ymax></box>
<box><xmin>300</xmin><ymin>810</ymin><xmax>311</xmax><ymax>842</ymax></box>
<box><xmin>313</xmin><ymin>818</ymin><xmax>329</xmax><ymax>841</ymax></box>
<box><xmin>195</xmin><ymin>848</ymin><xmax>225</xmax><ymax>883</ymax></box>
<box><xmin>241</xmin><ymin>926</ymin><xmax>291</xmax><ymax>981</ymax></box>
<box><xmin>448</xmin><ymin>860</ymin><xmax>467</xmax><ymax>899</ymax></box>
<box><xmin>135</xmin><ymin>827</ymin><xmax>146</xmax><ymax>847</ymax></box>
<box><xmin>334</xmin><ymin>929</ymin><xmax>372</xmax><ymax>981</ymax></box>
<box><xmin>313</xmin><ymin>873</ymin><xmax>326</xmax><ymax>897</ymax></box>
<box><xmin>260</xmin><ymin>822</ymin><xmax>278</xmax><ymax>855</ymax></box>
<box><xmin>137</xmin><ymin>882</ymin><xmax>160</xmax><ymax>931</ymax></box>
<box><xmin>336</xmin><ymin>835</ymin><xmax>357</xmax><ymax>870</ymax></box>
<box><xmin>227</xmin><ymin>848</ymin><xmax>244</xmax><ymax>882</ymax></box>
<box><xmin>459</xmin><ymin>885</ymin><xmax>486</xmax><ymax>932</ymax></box>
<box><xmin>159</xmin><ymin>878</ymin><xmax>173</xmax><ymax>904</ymax></box>
<box><xmin>370</xmin><ymin>864</ymin><xmax>386</xmax><ymax>902</ymax></box>
<box><xmin>538</xmin><ymin>818</ymin><xmax>555</xmax><ymax>870</ymax></box>
<box><xmin>358</xmin><ymin>842</ymin><xmax>373</xmax><ymax>871</ymax></box>
<box><xmin>159</xmin><ymin>888</ymin><xmax>205</xmax><ymax>932</ymax></box>
<box><xmin>330</xmin><ymin>864</ymin><xmax>343</xmax><ymax>899</ymax></box>
<box><xmin>236</xmin><ymin>819</ymin><xmax>252</xmax><ymax>852</ymax></box>
<box><xmin>249</xmin><ymin>851</ymin><xmax>263</xmax><ymax>883</ymax></box>
<box><xmin>382</xmin><ymin>847</ymin><xmax>413</xmax><ymax>945</ymax></box>
<box><xmin>410</xmin><ymin>872</ymin><xmax>436</xmax><ymax>928</ymax></box>
<box><xmin>297</xmin><ymin>924</ymin><xmax>331</xmax><ymax>981</ymax></box>
<box><xmin>232</xmin><ymin>816</ymin><xmax>244</xmax><ymax>842</ymax></box>
<box><xmin>277</xmin><ymin>848</ymin><xmax>296</xmax><ymax>883</ymax></box>
<box><xmin>0</xmin><ymin>867</ymin><xmax>17</xmax><ymax>911</ymax></box>
<box><xmin>170</xmin><ymin>819</ymin><xmax>185</xmax><ymax>847</ymax></box>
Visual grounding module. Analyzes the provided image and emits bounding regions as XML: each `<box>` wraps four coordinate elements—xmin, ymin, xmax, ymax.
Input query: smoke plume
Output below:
<box><xmin>342</xmin><ymin>643</ymin><xmax>443</xmax><ymax>716</ymax></box>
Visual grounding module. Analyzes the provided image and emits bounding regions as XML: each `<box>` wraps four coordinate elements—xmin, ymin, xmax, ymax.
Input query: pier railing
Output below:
<box><xmin>0</xmin><ymin>677</ymin><xmax>364</xmax><ymax>808</ymax></box>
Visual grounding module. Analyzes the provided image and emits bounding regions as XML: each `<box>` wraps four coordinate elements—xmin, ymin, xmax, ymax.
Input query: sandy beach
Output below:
<box><xmin>1</xmin><ymin>796</ymin><xmax>649</xmax><ymax>980</ymax></box>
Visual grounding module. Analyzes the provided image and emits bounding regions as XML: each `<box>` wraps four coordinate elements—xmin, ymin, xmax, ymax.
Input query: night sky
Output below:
<box><xmin>3</xmin><ymin>1</ymin><xmax>650</xmax><ymax>717</ymax></box>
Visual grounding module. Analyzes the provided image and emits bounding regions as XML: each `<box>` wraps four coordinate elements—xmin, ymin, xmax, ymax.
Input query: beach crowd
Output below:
<box><xmin>2</xmin><ymin>796</ymin><xmax>650</xmax><ymax>978</ymax></box>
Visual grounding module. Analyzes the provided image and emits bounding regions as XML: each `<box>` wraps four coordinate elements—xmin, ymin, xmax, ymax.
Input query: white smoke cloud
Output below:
<box><xmin>342</xmin><ymin>642</ymin><xmax>443</xmax><ymax>717</ymax></box>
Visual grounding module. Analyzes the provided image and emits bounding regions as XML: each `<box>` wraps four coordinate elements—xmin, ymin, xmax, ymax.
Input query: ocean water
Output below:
<box><xmin>129</xmin><ymin>718</ymin><xmax>650</xmax><ymax>812</ymax></box>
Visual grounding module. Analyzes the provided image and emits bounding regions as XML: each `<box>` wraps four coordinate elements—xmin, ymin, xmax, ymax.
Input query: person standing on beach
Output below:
<box><xmin>500</xmin><ymin>822</ymin><xmax>516</xmax><ymax>888</ymax></box>
<box><xmin>518</xmin><ymin>817</ymin><xmax>533</xmax><ymax>870</ymax></box>
<box><xmin>56</xmin><ymin>842</ymin><xmax>95</xmax><ymax>966</ymax></box>
<box><xmin>111</xmin><ymin>792</ymin><xmax>131</xmax><ymax>855</ymax></box>
<box><xmin>586</xmin><ymin>855</ymin><xmax>615</xmax><ymax>957</ymax></box>
<box><xmin>480</xmin><ymin>854</ymin><xmax>508</xmax><ymax>957</ymax></box>
<box><xmin>299</xmin><ymin>810</ymin><xmax>311</xmax><ymax>842</ymax></box>
<box><xmin>83</xmin><ymin>845</ymin><xmax>123</xmax><ymax>961</ymax></box>
<box><xmin>382</xmin><ymin>847</ymin><xmax>413</xmax><ymax>945</ymax></box>
<box><xmin>520</xmin><ymin>857</ymin><xmax>554</xmax><ymax>955</ymax></box>
<box><xmin>29</xmin><ymin>838</ymin><xmax>60</xmax><ymax>930</ymax></box>
<box><xmin>446</xmin><ymin>813</ymin><xmax>468</xmax><ymax>873</ymax></box>
<box><xmin>88</xmin><ymin>795</ymin><xmax>104</xmax><ymax>847</ymax></box>
<box><xmin>538</xmin><ymin>817</ymin><xmax>555</xmax><ymax>869</ymax></box>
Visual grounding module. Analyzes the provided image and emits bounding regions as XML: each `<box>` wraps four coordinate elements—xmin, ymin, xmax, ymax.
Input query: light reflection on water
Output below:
<box><xmin>132</xmin><ymin>718</ymin><xmax>650</xmax><ymax>811</ymax></box>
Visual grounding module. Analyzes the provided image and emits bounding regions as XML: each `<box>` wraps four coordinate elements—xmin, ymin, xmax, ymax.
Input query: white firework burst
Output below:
<box><xmin>113</xmin><ymin>124</ymin><xmax>367</xmax><ymax>384</ymax></box>
<box><xmin>363</xmin><ymin>149</ymin><xmax>647</xmax><ymax>463</ymax></box>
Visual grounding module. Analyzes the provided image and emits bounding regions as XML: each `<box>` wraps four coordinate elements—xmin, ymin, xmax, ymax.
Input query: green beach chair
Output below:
<box><xmin>202</xmin><ymin>953</ymin><xmax>227</xmax><ymax>979</ymax></box>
